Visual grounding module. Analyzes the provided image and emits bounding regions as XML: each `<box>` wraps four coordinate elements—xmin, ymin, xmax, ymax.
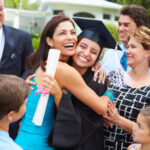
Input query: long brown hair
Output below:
<box><xmin>26</xmin><ymin>13</ymin><xmax>75</xmax><ymax>73</ymax></box>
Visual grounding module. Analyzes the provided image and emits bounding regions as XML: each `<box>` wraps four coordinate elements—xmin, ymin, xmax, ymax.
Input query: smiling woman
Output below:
<box><xmin>73</xmin><ymin>38</ymin><xmax>100</xmax><ymax>70</ymax></box>
<box><xmin>126</xmin><ymin>35</ymin><xmax>150</xmax><ymax>68</ymax></box>
<box><xmin>104</xmin><ymin>26</ymin><xmax>150</xmax><ymax>150</ymax></box>
<box><xmin>46</xmin><ymin>20</ymin><xmax>77</xmax><ymax>62</ymax></box>
<box><xmin>48</xmin><ymin>17</ymin><xmax>118</xmax><ymax>150</ymax></box>
<box><xmin>14</xmin><ymin>13</ymin><xmax>113</xmax><ymax>150</ymax></box>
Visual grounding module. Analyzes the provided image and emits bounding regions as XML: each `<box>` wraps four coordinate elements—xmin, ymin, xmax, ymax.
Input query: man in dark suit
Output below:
<box><xmin>0</xmin><ymin>0</ymin><xmax>33</xmax><ymax>77</ymax></box>
<box><xmin>0</xmin><ymin>0</ymin><xmax>33</xmax><ymax>140</ymax></box>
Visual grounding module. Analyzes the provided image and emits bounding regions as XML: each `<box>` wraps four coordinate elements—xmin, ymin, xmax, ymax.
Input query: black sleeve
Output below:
<box><xmin>48</xmin><ymin>94</ymin><xmax>81</xmax><ymax>148</ymax></box>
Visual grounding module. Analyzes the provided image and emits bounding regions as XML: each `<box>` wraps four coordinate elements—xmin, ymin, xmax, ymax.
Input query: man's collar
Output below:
<box><xmin>120</xmin><ymin>43</ymin><xmax>127</xmax><ymax>52</ymax></box>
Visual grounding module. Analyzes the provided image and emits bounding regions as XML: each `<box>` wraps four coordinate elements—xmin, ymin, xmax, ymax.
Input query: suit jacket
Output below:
<box><xmin>0</xmin><ymin>25</ymin><xmax>33</xmax><ymax>76</ymax></box>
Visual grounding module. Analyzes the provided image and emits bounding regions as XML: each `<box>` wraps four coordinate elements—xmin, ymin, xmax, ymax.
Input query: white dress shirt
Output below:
<box><xmin>0</xmin><ymin>27</ymin><xmax>5</xmax><ymax>61</ymax></box>
<box><xmin>101</xmin><ymin>43</ymin><xmax>131</xmax><ymax>74</ymax></box>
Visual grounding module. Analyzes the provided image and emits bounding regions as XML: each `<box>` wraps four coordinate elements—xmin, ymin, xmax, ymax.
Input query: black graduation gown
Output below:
<box><xmin>48</xmin><ymin>68</ymin><xmax>107</xmax><ymax>150</ymax></box>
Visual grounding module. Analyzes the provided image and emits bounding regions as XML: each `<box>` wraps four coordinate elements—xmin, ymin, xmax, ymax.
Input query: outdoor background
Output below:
<box><xmin>4</xmin><ymin>0</ymin><xmax>150</xmax><ymax>51</ymax></box>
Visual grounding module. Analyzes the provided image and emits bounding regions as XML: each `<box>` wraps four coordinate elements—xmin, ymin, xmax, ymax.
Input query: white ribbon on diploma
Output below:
<box><xmin>32</xmin><ymin>49</ymin><xmax>60</xmax><ymax>126</ymax></box>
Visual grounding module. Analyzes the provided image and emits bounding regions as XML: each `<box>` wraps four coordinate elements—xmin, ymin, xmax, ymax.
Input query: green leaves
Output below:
<box><xmin>4</xmin><ymin>0</ymin><xmax>20</xmax><ymax>8</ymax></box>
<box><xmin>31</xmin><ymin>33</ymin><xmax>40</xmax><ymax>51</ymax></box>
<box><xmin>106</xmin><ymin>0</ymin><xmax>150</xmax><ymax>9</ymax></box>
<box><xmin>104</xmin><ymin>22</ymin><xmax>121</xmax><ymax>44</ymax></box>
<box><xmin>4</xmin><ymin>0</ymin><xmax>40</xmax><ymax>10</ymax></box>
<box><xmin>106</xmin><ymin>0</ymin><xmax>150</xmax><ymax>26</ymax></box>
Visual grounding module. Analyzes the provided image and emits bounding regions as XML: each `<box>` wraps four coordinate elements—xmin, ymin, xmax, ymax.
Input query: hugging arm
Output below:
<box><xmin>22</xmin><ymin>62</ymin><xmax>110</xmax><ymax>115</ymax></box>
<box><xmin>48</xmin><ymin>93</ymin><xmax>81</xmax><ymax>148</ymax></box>
<box><xmin>55</xmin><ymin>62</ymin><xmax>111</xmax><ymax>115</ymax></box>
<box><xmin>40</xmin><ymin>73</ymin><xmax>62</xmax><ymax>108</ymax></box>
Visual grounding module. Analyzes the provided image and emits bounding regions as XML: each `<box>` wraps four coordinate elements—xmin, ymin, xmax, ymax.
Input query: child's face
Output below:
<box><xmin>11</xmin><ymin>99</ymin><xmax>27</xmax><ymax>122</ymax></box>
<box><xmin>132</xmin><ymin>113</ymin><xmax>150</xmax><ymax>144</ymax></box>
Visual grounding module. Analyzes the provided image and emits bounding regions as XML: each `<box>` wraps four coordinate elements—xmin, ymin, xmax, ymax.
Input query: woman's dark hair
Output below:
<box><xmin>26</xmin><ymin>13</ymin><xmax>75</xmax><ymax>73</ymax></box>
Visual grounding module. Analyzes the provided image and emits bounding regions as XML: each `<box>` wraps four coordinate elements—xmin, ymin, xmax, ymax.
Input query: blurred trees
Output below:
<box><xmin>4</xmin><ymin>0</ymin><xmax>41</xmax><ymax>51</ymax></box>
<box><xmin>4</xmin><ymin>0</ymin><xmax>40</xmax><ymax>10</ymax></box>
<box><xmin>106</xmin><ymin>0</ymin><xmax>150</xmax><ymax>26</ymax></box>
<box><xmin>106</xmin><ymin>0</ymin><xmax>150</xmax><ymax>8</ymax></box>
<box><xmin>104</xmin><ymin>22</ymin><xmax>120</xmax><ymax>44</ymax></box>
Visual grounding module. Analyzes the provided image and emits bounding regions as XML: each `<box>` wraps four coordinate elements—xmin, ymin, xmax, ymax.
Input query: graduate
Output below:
<box><xmin>15</xmin><ymin>14</ymin><xmax>116</xmax><ymax>150</ymax></box>
<box><xmin>48</xmin><ymin>18</ymin><xmax>120</xmax><ymax>150</ymax></box>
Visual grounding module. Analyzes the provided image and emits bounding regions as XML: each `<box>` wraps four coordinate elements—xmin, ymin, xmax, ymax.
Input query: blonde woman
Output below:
<box><xmin>104</xmin><ymin>26</ymin><xmax>150</xmax><ymax>150</ymax></box>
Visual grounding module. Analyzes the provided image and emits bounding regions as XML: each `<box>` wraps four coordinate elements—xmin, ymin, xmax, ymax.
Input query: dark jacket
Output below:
<box><xmin>48</xmin><ymin>69</ymin><xmax>107</xmax><ymax>150</ymax></box>
<box><xmin>0</xmin><ymin>25</ymin><xmax>33</xmax><ymax>76</ymax></box>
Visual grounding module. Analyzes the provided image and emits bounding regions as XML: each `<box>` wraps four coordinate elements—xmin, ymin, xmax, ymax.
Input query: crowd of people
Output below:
<box><xmin>0</xmin><ymin>0</ymin><xmax>150</xmax><ymax>149</ymax></box>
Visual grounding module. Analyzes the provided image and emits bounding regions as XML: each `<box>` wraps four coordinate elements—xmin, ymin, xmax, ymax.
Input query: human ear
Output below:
<box><xmin>7</xmin><ymin>111</ymin><xmax>15</xmax><ymax>122</ymax></box>
<box><xmin>144</xmin><ymin>51</ymin><xmax>150</xmax><ymax>58</ymax></box>
<box><xmin>46</xmin><ymin>37</ymin><xmax>54</xmax><ymax>47</ymax></box>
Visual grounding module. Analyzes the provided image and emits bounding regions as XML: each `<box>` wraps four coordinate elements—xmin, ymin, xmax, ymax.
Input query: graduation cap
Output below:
<box><xmin>73</xmin><ymin>17</ymin><xmax>121</xmax><ymax>50</ymax></box>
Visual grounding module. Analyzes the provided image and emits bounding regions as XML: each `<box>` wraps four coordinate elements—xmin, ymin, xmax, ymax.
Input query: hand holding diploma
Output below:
<box><xmin>33</xmin><ymin>49</ymin><xmax>60</xmax><ymax>126</ymax></box>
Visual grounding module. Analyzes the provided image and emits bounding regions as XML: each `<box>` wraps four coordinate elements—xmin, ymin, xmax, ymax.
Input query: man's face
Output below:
<box><xmin>118</xmin><ymin>15</ymin><xmax>137</xmax><ymax>45</ymax></box>
<box><xmin>0</xmin><ymin>0</ymin><xmax>4</xmax><ymax>28</ymax></box>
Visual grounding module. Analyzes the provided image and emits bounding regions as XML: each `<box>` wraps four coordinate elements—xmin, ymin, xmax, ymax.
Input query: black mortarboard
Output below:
<box><xmin>73</xmin><ymin>17</ymin><xmax>121</xmax><ymax>50</ymax></box>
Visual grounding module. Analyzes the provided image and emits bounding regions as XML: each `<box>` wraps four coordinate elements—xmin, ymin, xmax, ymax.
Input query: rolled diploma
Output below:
<box><xmin>32</xmin><ymin>49</ymin><xmax>60</xmax><ymax>126</ymax></box>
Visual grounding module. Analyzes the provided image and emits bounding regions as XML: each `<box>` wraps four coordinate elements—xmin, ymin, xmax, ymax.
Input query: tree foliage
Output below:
<box><xmin>4</xmin><ymin>0</ymin><xmax>40</xmax><ymax>10</ymax></box>
<box><xmin>106</xmin><ymin>0</ymin><xmax>150</xmax><ymax>26</ymax></box>
<box><xmin>106</xmin><ymin>0</ymin><xmax>150</xmax><ymax>9</ymax></box>
<box><xmin>104</xmin><ymin>22</ymin><xmax>120</xmax><ymax>44</ymax></box>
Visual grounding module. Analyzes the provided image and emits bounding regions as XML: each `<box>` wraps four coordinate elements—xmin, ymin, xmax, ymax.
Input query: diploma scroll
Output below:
<box><xmin>32</xmin><ymin>49</ymin><xmax>60</xmax><ymax>126</ymax></box>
